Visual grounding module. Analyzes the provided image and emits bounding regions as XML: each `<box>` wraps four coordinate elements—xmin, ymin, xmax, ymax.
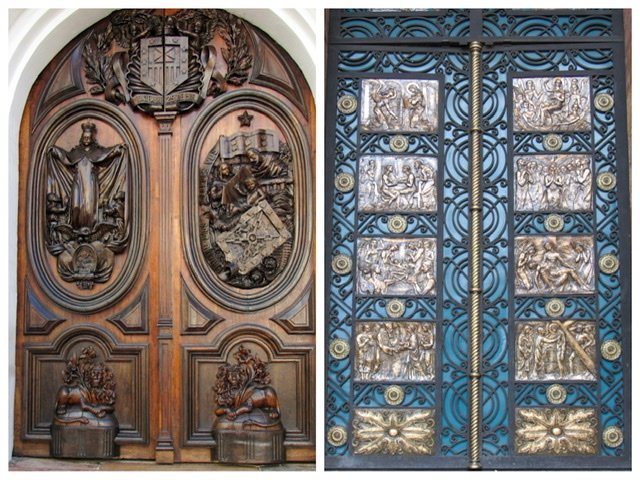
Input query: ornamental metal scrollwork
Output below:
<box><xmin>82</xmin><ymin>9</ymin><xmax>252</xmax><ymax>116</ymax></box>
<box><xmin>199</xmin><ymin>129</ymin><xmax>294</xmax><ymax>289</ymax></box>
<box><xmin>46</xmin><ymin>122</ymin><xmax>129</xmax><ymax>289</ymax></box>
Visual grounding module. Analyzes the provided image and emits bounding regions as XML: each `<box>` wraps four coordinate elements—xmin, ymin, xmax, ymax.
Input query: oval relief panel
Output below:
<box><xmin>183</xmin><ymin>89</ymin><xmax>311</xmax><ymax>311</ymax></box>
<box><xmin>27</xmin><ymin>100</ymin><xmax>148</xmax><ymax>312</ymax></box>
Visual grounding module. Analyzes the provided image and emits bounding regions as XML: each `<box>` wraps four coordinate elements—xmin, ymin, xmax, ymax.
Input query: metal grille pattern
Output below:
<box><xmin>326</xmin><ymin>9</ymin><xmax>629</xmax><ymax>470</ymax></box>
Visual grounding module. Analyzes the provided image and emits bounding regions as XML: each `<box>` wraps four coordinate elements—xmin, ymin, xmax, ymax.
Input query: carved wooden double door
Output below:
<box><xmin>14</xmin><ymin>9</ymin><xmax>314</xmax><ymax>462</ymax></box>
<box><xmin>326</xmin><ymin>9</ymin><xmax>630</xmax><ymax>469</ymax></box>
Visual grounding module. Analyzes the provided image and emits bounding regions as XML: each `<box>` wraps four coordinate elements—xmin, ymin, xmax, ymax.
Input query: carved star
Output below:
<box><xmin>237</xmin><ymin>110</ymin><xmax>254</xmax><ymax>127</ymax></box>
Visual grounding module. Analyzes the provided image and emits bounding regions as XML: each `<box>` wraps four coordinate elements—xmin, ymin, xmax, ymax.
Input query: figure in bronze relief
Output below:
<box><xmin>199</xmin><ymin>129</ymin><xmax>294</xmax><ymax>289</ymax></box>
<box><xmin>515</xmin><ymin>236</ymin><xmax>595</xmax><ymax>295</ymax></box>
<box><xmin>361</xmin><ymin>79</ymin><xmax>439</xmax><ymax>133</ymax></box>
<box><xmin>513</xmin><ymin>76</ymin><xmax>591</xmax><ymax>132</ymax></box>
<box><xmin>46</xmin><ymin>122</ymin><xmax>129</xmax><ymax>289</ymax></box>
<box><xmin>515</xmin><ymin>154</ymin><xmax>592</xmax><ymax>212</ymax></box>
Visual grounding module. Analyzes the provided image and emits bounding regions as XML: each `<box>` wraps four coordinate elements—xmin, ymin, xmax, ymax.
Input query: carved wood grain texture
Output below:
<box><xmin>15</xmin><ymin>8</ymin><xmax>314</xmax><ymax>464</ymax></box>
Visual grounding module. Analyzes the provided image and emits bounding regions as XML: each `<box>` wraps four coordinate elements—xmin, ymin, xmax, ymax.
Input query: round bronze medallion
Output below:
<box><xmin>384</xmin><ymin>385</ymin><xmax>405</xmax><ymax>406</ymax></box>
<box><xmin>388</xmin><ymin>215</ymin><xmax>407</xmax><ymax>233</ymax></box>
<box><xmin>332</xmin><ymin>254</ymin><xmax>352</xmax><ymax>275</ymax></box>
<box><xmin>544</xmin><ymin>214</ymin><xmax>564</xmax><ymax>233</ymax></box>
<box><xmin>329</xmin><ymin>339</ymin><xmax>350</xmax><ymax>360</ymax></box>
<box><xmin>601</xmin><ymin>339</ymin><xmax>621</xmax><ymax>361</ymax></box>
<box><xmin>594</xmin><ymin>93</ymin><xmax>614</xmax><ymax>112</ymax></box>
<box><xmin>335</xmin><ymin>172</ymin><xmax>355</xmax><ymax>193</ymax></box>
<box><xmin>327</xmin><ymin>426</ymin><xmax>348</xmax><ymax>447</ymax></box>
<box><xmin>389</xmin><ymin>135</ymin><xmax>409</xmax><ymax>153</ymax></box>
<box><xmin>546</xmin><ymin>384</ymin><xmax>567</xmax><ymax>405</ymax></box>
<box><xmin>543</xmin><ymin>133</ymin><xmax>563</xmax><ymax>151</ymax></box>
<box><xmin>597</xmin><ymin>172</ymin><xmax>617</xmax><ymax>191</ymax></box>
<box><xmin>602</xmin><ymin>426</ymin><xmax>623</xmax><ymax>448</ymax></box>
<box><xmin>545</xmin><ymin>298</ymin><xmax>565</xmax><ymax>318</ymax></box>
<box><xmin>337</xmin><ymin>94</ymin><xmax>357</xmax><ymax>114</ymax></box>
<box><xmin>599</xmin><ymin>254</ymin><xmax>619</xmax><ymax>274</ymax></box>
<box><xmin>386</xmin><ymin>298</ymin><xmax>406</xmax><ymax>318</ymax></box>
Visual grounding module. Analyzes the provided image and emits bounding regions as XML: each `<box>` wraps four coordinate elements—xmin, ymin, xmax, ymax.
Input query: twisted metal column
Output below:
<box><xmin>468</xmin><ymin>40</ymin><xmax>483</xmax><ymax>471</ymax></box>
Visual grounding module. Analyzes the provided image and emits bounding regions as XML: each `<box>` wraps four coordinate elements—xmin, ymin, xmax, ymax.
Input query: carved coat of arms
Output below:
<box><xmin>83</xmin><ymin>9</ymin><xmax>252</xmax><ymax>115</ymax></box>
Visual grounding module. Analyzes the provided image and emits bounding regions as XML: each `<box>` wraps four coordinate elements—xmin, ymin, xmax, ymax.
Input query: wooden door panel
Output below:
<box><xmin>15</xmin><ymin>8</ymin><xmax>315</xmax><ymax>464</ymax></box>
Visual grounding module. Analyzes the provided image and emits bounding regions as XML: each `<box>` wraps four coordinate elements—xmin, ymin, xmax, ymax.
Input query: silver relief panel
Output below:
<box><xmin>516</xmin><ymin>320</ymin><xmax>597</xmax><ymax>382</ymax></box>
<box><xmin>358</xmin><ymin>156</ymin><xmax>437</xmax><ymax>212</ymax></box>
<box><xmin>513</xmin><ymin>76</ymin><xmax>591</xmax><ymax>132</ymax></box>
<box><xmin>356</xmin><ymin>237</ymin><xmax>436</xmax><ymax>296</ymax></box>
<box><xmin>515</xmin><ymin>235</ymin><xmax>595</xmax><ymax>295</ymax></box>
<box><xmin>360</xmin><ymin>79</ymin><xmax>439</xmax><ymax>133</ymax></box>
<box><xmin>355</xmin><ymin>321</ymin><xmax>435</xmax><ymax>382</ymax></box>
<box><xmin>515</xmin><ymin>154</ymin><xmax>593</xmax><ymax>212</ymax></box>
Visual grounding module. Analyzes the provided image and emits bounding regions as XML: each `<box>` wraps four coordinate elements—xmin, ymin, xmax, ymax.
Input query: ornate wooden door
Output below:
<box><xmin>14</xmin><ymin>9</ymin><xmax>314</xmax><ymax>463</ymax></box>
<box><xmin>325</xmin><ymin>9</ymin><xmax>630</xmax><ymax>470</ymax></box>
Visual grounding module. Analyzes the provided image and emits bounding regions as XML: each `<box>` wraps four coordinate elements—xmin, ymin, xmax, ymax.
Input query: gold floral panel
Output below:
<box><xmin>513</xmin><ymin>76</ymin><xmax>591</xmax><ymax>132</ymax></box>
<box><xmin>515</xmin><ymin>408</ymin><xmax>598</xmax><ymax>455</ymax></box>
<box><xmin>358</xmin><ymin>156</ymin><xmax>437</xmax><ymax>213</ymax></box>
<box><xmin>352</xmin><ymin>409</ymin><xmax>435</xmax><ymax>455</ymax></box>
<box><xmin>516</xmin><ymin>320</ymin><xmax>597</xmax><ymax>382</ymax></box>
<box><xmin>354</xmin><ymin>322</ymin><xmax>435</xmax><ymax>382</ymax></box>
<box><xmin>515</xmin><ymin>154</ymin><xmax>592</xmax><ymax>212</ymax></box>
<box><xmin>356</xmin><ymin>237</ymin><xmax>436</xmax><ymax>296</ymax></box>
<box><xmin>515</xmin><ymin>235</ymin><xmax>595</xmax><ymax>295</ymax></box>
<box><xmin>360</xmin><ymin>79</ymin><xmax>439</xmax><ymax>132</ymax></box>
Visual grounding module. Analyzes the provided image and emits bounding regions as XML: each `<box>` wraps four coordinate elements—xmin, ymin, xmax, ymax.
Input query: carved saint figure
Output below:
<box><xmin>513</xmin><ymin>76</ymin><xmax>591</xmax><ymax>132</ymax></box>
<box><xmin>46</xmin><ymin>122</ymin><xmax>129</xmax><ymax>289</ymax></box>
<box><xmin>355</xmin><ymin>322</ymin><xmax>436</xmax><ymax>382</ymax></box>
<box><xmin>214</xmin><ymin>345</ymin><xmax>281</xmax><ymax>425</ymax></box>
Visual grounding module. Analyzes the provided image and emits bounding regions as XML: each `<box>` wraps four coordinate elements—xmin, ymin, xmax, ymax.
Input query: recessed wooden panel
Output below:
<box><xmin>23</xmin><ymin>325</ymin><xmax>149</xmax><ymax>443</ymax></box>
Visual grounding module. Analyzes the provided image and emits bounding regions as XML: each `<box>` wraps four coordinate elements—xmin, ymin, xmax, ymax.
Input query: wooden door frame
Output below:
<box><xmin>7</xmin><ymin>8</ymin><xmax>318</xmax><ymax>458</ymax></box>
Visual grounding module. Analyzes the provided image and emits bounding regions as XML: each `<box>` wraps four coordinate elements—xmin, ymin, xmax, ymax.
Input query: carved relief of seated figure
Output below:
<box><xmin>53</xmin><ymin>347</ymin><xmax>117</xmax><ymax>427</ymax></box>
<box><xmin>213</xmin><ymin>345</ymin><xmax>282</xmax><ymax>427</ymax></box>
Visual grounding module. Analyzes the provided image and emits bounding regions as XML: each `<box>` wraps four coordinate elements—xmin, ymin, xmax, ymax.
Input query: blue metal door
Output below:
<box><xmin>325</xmin><ymin>9</ymin><xmax>630</xmax><ymax>470</ymax></box>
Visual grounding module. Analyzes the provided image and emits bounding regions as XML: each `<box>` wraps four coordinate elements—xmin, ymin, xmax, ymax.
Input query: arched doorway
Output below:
<box><xmin>10</xmin><ymin>8</ymin><xmax>315</xmax><ymax>464</ymax></box>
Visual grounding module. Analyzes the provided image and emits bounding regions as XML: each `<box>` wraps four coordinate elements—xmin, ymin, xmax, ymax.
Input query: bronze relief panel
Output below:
<box><xmin>355</xmin><ymin>321</ymin><xmax>435</xmax><ymax>382</ymax></box>
<box><xmin>515</xmin><ymin>235</ymin><xmax>595</xmax><ymax>295</ymax></box>
<box><xmin>516</xmin><ymin>320</ymin><xmax>597</xmax><ymax>382</ymax></box>
<box><xmin>358</xmin><ymin>156</ymin><xmax>437</xmax><ymax>213</ymax></box>
<box><xmin>360</xmin><ymin>79</ymin><xmax>439</xmax><ymax>133</ymax></box>
<box><xmin>356</xmin><ymin>237</ymin><xmax>436</xmax><ymax>296</ymax></box>
<box><xmin>515</xmin><ymin>154</ymin><xmax>593</xmax><ymax>212</ymax></box>
<box><xmin>513</xmin><ymin>76</ymin><xmax>591</xmax><ymax>132</ymax></box>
